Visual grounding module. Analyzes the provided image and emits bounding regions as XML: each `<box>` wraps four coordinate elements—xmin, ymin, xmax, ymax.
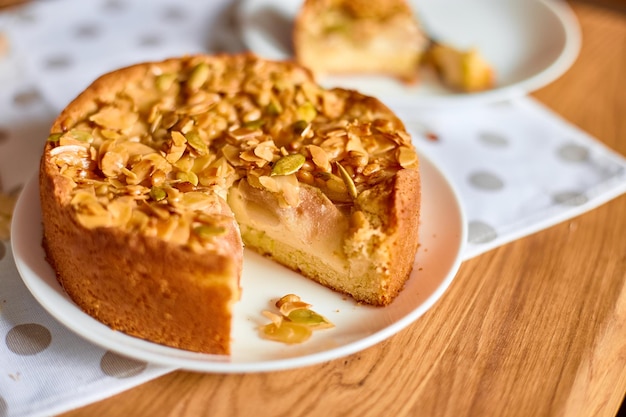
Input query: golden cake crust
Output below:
<box><xmin>40</xmin><ymin>53</ymin><xmax>421</xmax><ymax>354</ymax></box>
<box><xmin>40</xmin><ymin>129</ymin><xmax>242</xmax><ymax>356</ymax></box>
<box><xmin>385</xmin><ymin>168</ymin><xmax>421</xmax><ymax>303</ymax></box>
<box><xmin>40</xmin><ymin>57</ymin><xmax>245</xmax><ymax>355</ymax></box>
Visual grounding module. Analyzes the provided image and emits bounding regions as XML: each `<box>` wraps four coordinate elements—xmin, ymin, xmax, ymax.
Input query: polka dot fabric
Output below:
<box><xmin>0</xmin><ymin>242</ymin><xmax>172</xmax><ymax>417</ymax></box>
<box><xmin>392</xmin><ymin>99</ymin><xmax>626</xmax><ymax>258</ymax></box>
<box><xmin>6</xmin><ymin>0</ymin><xmax>238</xmax><ymax>113</ymax></box>
<box><xmin>0</xmin><ymin>1</ymin><xmax>625</xmax><ymax>416</ymax></box>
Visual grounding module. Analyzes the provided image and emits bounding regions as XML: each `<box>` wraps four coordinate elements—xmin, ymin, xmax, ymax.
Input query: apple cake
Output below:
<box><xmin>293</xmin><ymin>0</ymin><xmax>428</xmax><ymax>82</ymax></box>
<box><xmin>39</xmin><ymin>53</ymin><xmax>421</xmax><ymax>355</ymax></box>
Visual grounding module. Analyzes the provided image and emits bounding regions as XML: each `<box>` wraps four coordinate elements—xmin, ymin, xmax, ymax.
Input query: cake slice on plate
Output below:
<box><xmin>293</xmin><ymin>0</ymin><xmax>428</xmax><ymax>83</ymax></box>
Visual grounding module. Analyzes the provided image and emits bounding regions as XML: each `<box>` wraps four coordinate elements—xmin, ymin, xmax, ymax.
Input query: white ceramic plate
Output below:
<box><xmin>12</xmin><ymin>153</ymin><xmax>466</xmax><ymax>373</ymax></box>
<box><xmin>236</xmin><ymin>0</ymin><xmax>581</xmax><ymax>107</ymax></box>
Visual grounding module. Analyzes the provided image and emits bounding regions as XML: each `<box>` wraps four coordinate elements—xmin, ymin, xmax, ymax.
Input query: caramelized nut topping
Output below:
<box><xmin>46</xmin><ymin>55</ymin><xmax>418</xmax><ymax>250</ymax></box>
<box><xmin>260</xmin><ymin>294</ymin><xmax>334</xmax><ymax>344</ymax></box>
<box><xmin>271</xmin><ymin>154</ymin><xmax>306</xmax><ymax>176</ymax></box>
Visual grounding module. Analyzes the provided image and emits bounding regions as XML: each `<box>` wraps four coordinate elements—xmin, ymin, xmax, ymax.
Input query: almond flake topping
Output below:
<box><xmin>260</xmin><ymin>294</ymin><xmax>334</xmax><ymax>344</ymax></box>
<box><xmin>46</xmin><ymin>55</ymin><xmax>418</xmax><ymax>250</ymax></box>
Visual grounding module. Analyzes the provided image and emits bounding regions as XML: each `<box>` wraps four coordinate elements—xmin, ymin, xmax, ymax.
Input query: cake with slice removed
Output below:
<box><xmin>39</xmin><ymin>53</ymin><xmax>421</xmax><ymax>355</ymax></box>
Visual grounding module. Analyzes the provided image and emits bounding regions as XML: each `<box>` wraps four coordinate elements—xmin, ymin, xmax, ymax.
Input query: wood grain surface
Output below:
<box><xmin>60</xmin><ymin>2</ymin><xmax>626</xmax><ymax>417</ymax></box>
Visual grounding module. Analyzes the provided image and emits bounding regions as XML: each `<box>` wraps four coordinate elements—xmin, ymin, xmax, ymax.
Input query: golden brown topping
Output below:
<box><xmin>46</xmin><ymin>54</ymin><xmax>417</xmax><ymax>249</ymax></box>
<box><xmin>275</xmin><ymin>293</ymin><xmax>302</xmax><ymax>308</ymax></box>
<box><xmin>271</xmin><ymin>154</ymin><xmax>306</xmax><ymax>177</ymax></box>
<box><xmin>260</xmin><ymin>316</ymin><xmax>313</xmax><ymax>345</ymax></box>
<box><xmin>335</xmin><ymin>161</ymin><xmax>357</xmax><ymax>200</ymax></box>
<box><xmin>186</xmin><ymin>62</ymin><xmax>210</xmax><ymax>91</ymax></box>
<box><xmin>260</xmin><ymin>294</ymin><xmax>334</xmax><ymax>344</ymax></box>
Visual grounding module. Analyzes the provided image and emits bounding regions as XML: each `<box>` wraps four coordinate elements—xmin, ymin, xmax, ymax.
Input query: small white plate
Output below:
<box><xmin>236</xmin><ymin>0</ymin><xmax>581</xmax><ymax>107</ymax></box>
<box><xmin>12</xmin><ymin>153</ymin><xmax>466</xmax><ymax>373</ymax></box>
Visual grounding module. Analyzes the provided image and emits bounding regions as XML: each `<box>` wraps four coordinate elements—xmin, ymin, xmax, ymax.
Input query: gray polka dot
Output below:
<box><xmin>75</xmin><ymin>23</ymin><xmax>101</xmax><ymax>39</ymax></box>
<box><xmin>553</xmin><ymin>191</ymin><xmax>588</xmax><ymax>206</ymax></box>
<box><xmin>557</xmin><ymin>143</ymin><xmax>589</xmax><ymax>163</ymax></box>
<box><xmin>0</xmin><ymin>128</ymin><xmax>8</xmax><ymax>144</ymax></box>
<box><xmin>0</xmin><ymin>395</ymin><xmax>7</xmax><ymax>417</ymax></box>
<box><xmin>478</xmin><ymin>131</ymin><xmax>509</xmax><ymax>147</ymax></box>
<box><xmin>0</xmin><ymin>242</ymin><xmax>5</xmax><ymax>260</ymax></box>
<box><xmin>468</xmin><ymin>171</ymin><xmax>504</xmax><ymax>191</ymax></box>
<box><xmin>15</xmin><ymin>10</ymin><xmax>36</xmax><ymax>24</ymax></box>
<box><xmin>13</xmin><ymin>88</ymin><xmax>41</xmax><ymax>106</ymax></box>
<box><xmin>100</xmin><ymin>351</ymin><xmax>147</xmax><ymax>378</ymax></box>
<box><xmin>6</xmin><ymin>324</ymin><xmax>52</xmax><ymax>355</ymax></box>
<box><xmin>44</xmin><ymin>55</ymin><xmax>73</xmax><ymax>70</ymax></box>
<box><xmin>103</xmin><ymin>0</ymin><xmax>125</xmax><ymax>12</ymax></box>
<box><xmin>138</xmin><ymin>34</ymin><xmax>162</xmax><ymax>47</ymax></box>
<box><xmin>468</xmin><ymin>221</ymin><xmax>498</xmax><ymax>244</ymax></box>
<box><xmin>162</xmin><ymin>6</ymin><xmax>186</xmax><ymax>22</ymax></box>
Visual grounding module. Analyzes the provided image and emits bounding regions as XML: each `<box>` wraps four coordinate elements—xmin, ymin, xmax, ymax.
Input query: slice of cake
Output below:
<box><xmin>40</xmin><ymin>53</ymin><xmax>421</xmax><ymax>355</ymax></box>
<box><xmin>293</xmin><ymin>0</ymin><xmax>428</xmax><ymax>82</ymax></box>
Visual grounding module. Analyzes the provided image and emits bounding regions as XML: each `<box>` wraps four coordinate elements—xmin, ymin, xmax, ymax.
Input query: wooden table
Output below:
<box><xmin>61</xmin><ymin>3</ymin><xmax>626</xmax><ymax>416</ymax></box>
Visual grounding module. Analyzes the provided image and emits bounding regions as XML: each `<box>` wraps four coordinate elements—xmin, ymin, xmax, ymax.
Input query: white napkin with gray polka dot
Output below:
<box><xmin>391</xmin><ymin>100</ymin><xmax>626</xmax><ymax>259</ymax></box>
<box><xmin>1</xmin><ymin>1</ymin><xmax>626</xmax><ymax>416</ymax></box>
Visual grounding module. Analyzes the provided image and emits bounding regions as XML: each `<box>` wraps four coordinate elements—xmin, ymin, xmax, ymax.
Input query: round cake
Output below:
<box><xmin>39</xmin><ymin>53</ymin><xmax>421</xmax><ymax>354</ymax></box>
